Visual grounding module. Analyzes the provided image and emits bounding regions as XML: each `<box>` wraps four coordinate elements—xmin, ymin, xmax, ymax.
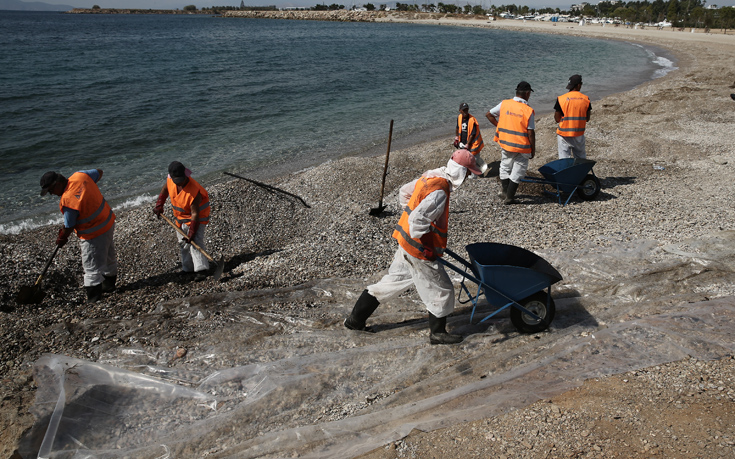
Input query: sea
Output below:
<box><xmin>0</xmin><ymin>11</ymin><xmax>675</xmax><ymax>234</ymax></box>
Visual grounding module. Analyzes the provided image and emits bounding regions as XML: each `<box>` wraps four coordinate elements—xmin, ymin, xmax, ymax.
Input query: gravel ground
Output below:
<box><xmin>2</xmin><ymin>17</ymin><xmax>735</xmax><ymax>459</ymax></box>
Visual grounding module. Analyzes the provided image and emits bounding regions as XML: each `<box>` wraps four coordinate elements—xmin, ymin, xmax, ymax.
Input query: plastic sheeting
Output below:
<box><xmin>19</xmin><ymin>232</ymin><xmax>735</xmax><ymax>458</ymax></box>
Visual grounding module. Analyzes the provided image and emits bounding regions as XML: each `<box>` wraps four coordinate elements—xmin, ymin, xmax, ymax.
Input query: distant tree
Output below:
<box><xmin>365</xmin><ymin>2</ymin><xmax>375</xmax><ymax>9</ymax></box>
<box><xmin>92</xmin><ymin>4</ymin><xmax>100</xmax><ymax>9</ymax></box>
<box><xmin>183</xmin><ymin>4</ymin><xmax>197</xmax><ymax>11</ymax></box>
<box><xmin>328</xmin><ymin>3</ymin><xmax>344</xmax><ymax>9</ymax></box>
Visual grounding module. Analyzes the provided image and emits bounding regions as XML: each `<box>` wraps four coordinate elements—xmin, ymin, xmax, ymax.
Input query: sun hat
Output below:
<box><xmin>450</xmin><ymin>149</ymin><xmax>482</xmax><ymax>176</ymax></box>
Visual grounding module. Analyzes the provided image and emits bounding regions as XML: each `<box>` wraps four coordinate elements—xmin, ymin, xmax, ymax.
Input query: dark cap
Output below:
<box><xmin>566</xmin><ymin>74</ymin><xmax>583</xmax><ymax>90</ymax></box>
<box><xmin>40</xmin><ymin>171</ymin><xmax>59</xmax><ymax>196</ymax></box>
<box><xmin>168</xmin><ymin>161</ymin><xmax>188</xmax><ymax>185</ymax></box>
<box><xmin>459</xmin><ymin>102</ymin><xmax>469</xmax><ymax>112</ymax></box>
<box><xmin>516</xmin><ymin>81</ymin><xmax>534</xmax><ymax>92</ymax></box>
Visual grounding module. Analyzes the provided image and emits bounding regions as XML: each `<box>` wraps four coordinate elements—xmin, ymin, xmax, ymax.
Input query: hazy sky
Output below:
<box><xmin>47</xmin><ymin>0</ymin><xmax>735</xmax><ymax>11</ymax></box>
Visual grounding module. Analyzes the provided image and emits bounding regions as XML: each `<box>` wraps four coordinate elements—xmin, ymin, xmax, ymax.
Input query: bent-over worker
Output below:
<box><xmin>344</xmin><ymin>149</ymin><xmax>482</xmax><ymax>345</ymax></box>
<box><xmin>486</xmin><ymin>81</ymin><xmax>536</xmax><ymax>204</ymax></box>
<box><xmin>153</xmin><ymin>161</ymin><xmax>210</xmax><ymax>281</ymax></box>
<box><xmin>40</xmin><ymin>169</ymin><xmax>117</xmax><ymax>303</ymax></box>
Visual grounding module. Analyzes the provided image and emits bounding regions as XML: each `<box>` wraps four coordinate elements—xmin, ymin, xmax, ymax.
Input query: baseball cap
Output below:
<box><xmin>459</xmin><ymin>102</ymin><xmax>469</xmax><ymax>112</ymax></box>
<box><xmin>168</xmin><ymin>161</ymin><xmax>188</xmax><ymax>185</ymax></box>
<box><xmin>40</xmin><ymin>171</ymin><xmax>59</xmax><ymax>196</ymax></box>
<box><xmin>516</xmin><ymin>81</ymin><xmax>534</xmax><ymax>92</ymax></box>
<box><xmin>451</xmin><ymin>149</ymin><xmax>482</xmax><ymax>176</ymax></box>
<box><xmin>566</xmin><ymin>74</ymin><xmax>583</xmax><ymax>90</ymax></box>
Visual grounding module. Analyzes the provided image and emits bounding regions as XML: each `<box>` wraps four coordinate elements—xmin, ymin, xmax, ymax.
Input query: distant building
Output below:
<box><xmin>570</xmin><ymin>2</ymin><xmax>589</xmax><ymax>11</ymax></box>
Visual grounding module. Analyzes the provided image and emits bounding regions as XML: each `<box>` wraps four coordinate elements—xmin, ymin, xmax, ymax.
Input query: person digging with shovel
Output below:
<box><xmin>344</xmin><ymin>149</ymin><xmax>482</xmax><ymax>345</ymax></box>
<box><xmin>154</xmin><ymin>161</ymin><xmax>211</xmax><ymax>282</ymax></box>
<box><xmin>40</xmin><ymin>169</ymin><xmax>117</xmax><ymax>303</ymax></box>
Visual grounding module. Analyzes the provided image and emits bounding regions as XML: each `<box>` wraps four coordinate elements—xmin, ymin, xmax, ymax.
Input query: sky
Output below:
<box><xmin>36</xmin><ymin>0</ymin><xmax>735</xmax><ymax>12</ymax></box>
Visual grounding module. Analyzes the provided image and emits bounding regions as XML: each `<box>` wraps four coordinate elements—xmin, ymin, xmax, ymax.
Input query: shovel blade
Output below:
<box><xmin>369</xmin><ymin>205</ymin><xmax>387</xmax><ymax>216</ymax></box>
<box><xmin>16</xmin><ymin>285</ymin><xmax>46</xmax><ymax>305</ymax></box>
<box><xmin>213</xmin><ymin>257</ymin><xmax>225</xmax><ymax>282</ymax></box>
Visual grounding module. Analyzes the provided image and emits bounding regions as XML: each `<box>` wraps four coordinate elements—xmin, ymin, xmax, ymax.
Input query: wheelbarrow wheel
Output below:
<box><xmin>577</xmin><ymin>174</ymin><xmax>601</xmax><ymax>201</ymax></box>
<box><xmin>510</xmin><ymin>292</ymin><xmax>555</xmax><ymax>333</ymax></box>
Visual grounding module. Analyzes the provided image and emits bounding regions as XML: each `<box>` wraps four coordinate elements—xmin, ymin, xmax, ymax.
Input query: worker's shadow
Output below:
<box><xmin>117</xmin><ymin>250</ymin><xmax>280</xmax><ymax>292</ymax></box>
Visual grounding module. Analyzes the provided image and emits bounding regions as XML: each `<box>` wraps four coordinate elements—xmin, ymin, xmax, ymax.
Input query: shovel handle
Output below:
<box><xmin>35</xmin><ymin>245</ymin><xmax>60</xmax><ymax>286</ymax></box>
<box><xmin>377</xmin><ymin>120</ymin><xmax>393</xmax><ymax>206</ymax></box>
<box><xmin>160</xmin><ymin>214</ymin><xmax>216</xmax><ymax>263</ymax></box>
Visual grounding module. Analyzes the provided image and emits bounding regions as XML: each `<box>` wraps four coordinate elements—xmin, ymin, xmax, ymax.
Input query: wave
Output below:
<box><xmin>0</xmin><ymin>194</ymin><xmax>154</xmax><ymax>236</ymax></box>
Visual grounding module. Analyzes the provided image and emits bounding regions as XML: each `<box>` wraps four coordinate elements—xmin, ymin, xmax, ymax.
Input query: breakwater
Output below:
<box><xmin>221</xmin><ymin>10</ymin><xmax>462</xmax><ymax>22</ymax></box>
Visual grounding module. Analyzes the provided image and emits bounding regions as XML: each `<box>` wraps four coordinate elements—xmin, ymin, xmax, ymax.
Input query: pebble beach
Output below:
<box><xmin>2</xmin><ymin>14</ymin><xmax>735</xmax><ymax>458</ymax></box>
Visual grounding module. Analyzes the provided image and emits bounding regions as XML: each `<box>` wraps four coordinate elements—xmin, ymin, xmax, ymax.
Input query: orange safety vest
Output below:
<box><xmin>392</xmin><ymin>176</ymin><xmax>450</xmax><ymax>261</ymax></box>
<box><xmin>493</xmin><ymin>99</ymin><xmax>534</xmax><ymax>154</ymax></box>
<box><xmin>457</xmin><ymin>114</ymin><xmax>484</xmax><ymax>154</ymax></box>
<box><xmin>556</xmin><ymin>91</ymin><xmax>590</xmax><ymax>137</ymax></box>
<box><xmin>59</xmin><ymin>172</ymin><xmax>115</xmax><ymax>240</ymax></box>
<box><xmin>167</xmin><ymin>177</ymin><xmax>210</xmax><ymax>228</ymax></box>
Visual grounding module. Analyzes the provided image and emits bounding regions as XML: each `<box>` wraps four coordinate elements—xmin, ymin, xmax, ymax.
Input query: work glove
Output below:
<box><xmin>153</xmin><ymin>191</ymin><xmax>167</xmax><ymax>218</ymax></box>
<box><xmin>56</xmin><ymin>228</ymin><xmax>69</xmax><ymax>248</ymax></box>
<box><xmin>185</xmin><ymin>220</ymin><xmax>200</xmax><ymax>244</ymax></box>
<box><xmin>420</xmin><ymin>234</ymin><xmax>437</xmax><ymax>261</ymax></box>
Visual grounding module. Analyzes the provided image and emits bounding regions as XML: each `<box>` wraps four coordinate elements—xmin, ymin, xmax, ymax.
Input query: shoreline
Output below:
<box><xmin>3</xmin><ymin>14</ymin><xmax>735</xmax><ymax>459</ymax></box>
<box><xmin>0</xmin><ymin>15</ymin><xmax>677</xmax><ymax>236</ymax></box>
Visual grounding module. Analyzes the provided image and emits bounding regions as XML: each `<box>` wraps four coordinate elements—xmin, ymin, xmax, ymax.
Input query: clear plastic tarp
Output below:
<box><xmin>20</xmin><ymin>232</ymin><xmax>735</xmax><ymax>458</ymax></box>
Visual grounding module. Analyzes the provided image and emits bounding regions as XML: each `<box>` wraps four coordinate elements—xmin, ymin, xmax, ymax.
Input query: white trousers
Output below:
<box><xmin>367</xmin><ymin>246</ymin><xmax>455</xmax><ymax>318</ymax></box>
<box><xmin>176</xmin><ymin>223</ymin><xmax>209</xmax><ymax>273</ymax></box>
<box><xmin>557</xmin><ymin>134</ymin><xmax>586</xmax><ymax>160</ymax></box>
<box><xmin>80</xmin><ymin>224</ymin><xmax>117</xmax><ymax>287</ymax></box>
<box><xmin>499</xmin><ymin>149</ymin><xmax>530</xmax><ymax>183</ymax></box>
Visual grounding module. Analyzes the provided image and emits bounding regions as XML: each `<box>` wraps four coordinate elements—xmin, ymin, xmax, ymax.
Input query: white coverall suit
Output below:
<box><xmin>365</xmin><ymin>160</ymin><xmax>469</xmax><ymax>318</ymax></box>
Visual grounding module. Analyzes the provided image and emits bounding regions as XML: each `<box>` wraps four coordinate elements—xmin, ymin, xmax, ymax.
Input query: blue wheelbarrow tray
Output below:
<box><xmin>439</xmin><ymin>243</ymin><xmax>563</xmax><ymax>333</ymax></box>
<box><xmin>522</xmin><ymin>158</ymin><xmax>600</xmax><ymax>205</ymax></box>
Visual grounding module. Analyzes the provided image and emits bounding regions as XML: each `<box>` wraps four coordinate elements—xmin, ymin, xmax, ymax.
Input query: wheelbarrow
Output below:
<box><xmin>437</xmin><ymin>243</ymin><xmax>563</xmax><ymax>333</ymax></box>
<box><xmin>521</xmin><ymin>158</ymin><xmax>600</xmax><ymax>205</ymax></box>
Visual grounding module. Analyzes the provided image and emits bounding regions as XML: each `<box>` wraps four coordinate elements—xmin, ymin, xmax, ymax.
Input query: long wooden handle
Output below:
<box><xmin>34</xmin><ymin>245</ymin><xmax>60</xmax><ymax>286</ymax></box>
<box><xmin>160</xmin><ymin>214</ymin><xmax>215</xmax><ymax>263</ymax></box>
<box><xmin>377</xmin><ymin>120</ymin><xmax>393</xmax><ymax>205</ymax></box>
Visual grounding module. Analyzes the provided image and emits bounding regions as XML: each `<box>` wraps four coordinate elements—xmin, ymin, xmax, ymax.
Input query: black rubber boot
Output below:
<box><xmin>428</xmin><ymin>313</ymin><xmax>463</xmax><ymax>345</ymax></box>
<box><xmin>344</xmin><ymin>289</ymin><xmax>380</xmax><ymax>332</ymax></box>
<box><xmin>101</xmin><ymin>275</ymin><xmax>117</xmax><ymax>293</ymax></box>
<box><xmin>504</xmin><ymin>180</ymin><xmax>519</xmax><ymax>205</ymax></box>
<box><xmin>498</xmin><ymin>179</ymin><xmax>510</xmax><ymax>198</ymax></box>
<box><xmin>85</xmin><ymin>284</ymin><xmax>103</xmax><ymax>303</ymax></box>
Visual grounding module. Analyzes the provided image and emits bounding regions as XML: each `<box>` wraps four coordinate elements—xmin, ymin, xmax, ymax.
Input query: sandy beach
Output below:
<box><xmin>2</xmin><ymin>15</ymin><xmax>735</xmax><ymax>458</ymax></box>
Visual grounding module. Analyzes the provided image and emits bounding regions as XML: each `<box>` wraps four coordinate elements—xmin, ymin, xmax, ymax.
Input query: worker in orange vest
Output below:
<box><xmin>40</xmin><ymin>169</ymin><xmax>117</xmax><ymax>302</ymax></box>
<box><xmin>455</xmin><ymin>102</ymin><xmax>489</xmax><ymax>174</ymax></box>
<box><xmin>344</xmin><ymin>149</ymin><xmax>483</xmax><ymax>345</ymax></box>
<box><xmin>153</xmin><ymin>161</ymin><xmax>211</xmax><ymax>281</ymax></box>
<box><xmin>486</xmin><ymin>81</ymin><xmax>536</xmax><ymax>204</ymax></box>
<box><xmin>554</xmin><ymin>74</ymin><xmax>591</xmax><ymax>160</ymax></box>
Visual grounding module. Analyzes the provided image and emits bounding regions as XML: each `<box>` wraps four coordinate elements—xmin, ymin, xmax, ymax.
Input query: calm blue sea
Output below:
<box><xmin>0</xmin><ymin>11</ymin><xmax>674</xmax><ymax>233</ymax></box>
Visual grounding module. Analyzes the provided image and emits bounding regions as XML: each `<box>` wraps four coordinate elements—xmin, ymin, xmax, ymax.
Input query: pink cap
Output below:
<box><xmin>451</xmin><ymin>149</ymin><xmax>482</xmax><ymax>175</ymax></box>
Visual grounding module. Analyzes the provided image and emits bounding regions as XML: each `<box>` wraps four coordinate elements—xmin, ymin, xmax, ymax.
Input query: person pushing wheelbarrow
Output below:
<box><xmin>344</xmin><ymin>149</ymin><xmax>483</xmax><ymax>345</ymax></box>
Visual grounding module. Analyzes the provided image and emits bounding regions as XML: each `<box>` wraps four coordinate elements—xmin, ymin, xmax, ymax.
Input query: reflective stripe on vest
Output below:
<box><xmin>556</xmin><ymin>91</ymin><xmax>590</xmax><ymax>137</ymax></box>
<box><xmin>391</xmin><ymin>176</ymin><xmax>450</xmax><ymax>261</ymax></box>
<box><xmin>457</xmin><ymin>114</ymin><xmax>485</xmax><ymax>154</ymax></box>
<box><xmin>167</xmin><ymin>177</ymin><xmax>210</xmax><ymax>228</ymax></box>
<box><xmin>59</xmin><ymin>172</ymin><xmax>115</xmax><ymax>240</ymax></box>
<box><xmin>493</xmin><ymin>99</ymin><xmax>534</xmax><ymax>154</ymax></box>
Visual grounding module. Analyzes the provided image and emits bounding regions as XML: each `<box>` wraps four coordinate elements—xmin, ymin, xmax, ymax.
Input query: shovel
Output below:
<box><xmin>160</xmin><ymin>214</ymin><xmax>225</xmax><ymax>281</ymax></box>
<box><xmin>16</xmin><ymin>245</ymin><xmax>60</xmax><ymax>305</ymax></box>
<box><xmin>369</xmin><ymin>119</ymin><xmax>393</xmax><ymax>216</ymax></box>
